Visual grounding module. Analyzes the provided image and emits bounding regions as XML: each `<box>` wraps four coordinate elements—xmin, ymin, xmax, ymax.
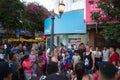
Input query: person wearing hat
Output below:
<box><xmin>0</xmin><ymin>60</ymin><xmax>12</xmax><ymax>80</ymax></box>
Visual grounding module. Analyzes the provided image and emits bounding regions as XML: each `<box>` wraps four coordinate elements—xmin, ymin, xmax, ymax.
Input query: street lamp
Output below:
<box><xmin>50</xmin><ymin>0</ymin><xmax>65</xmax><ymax>56</ymax></box>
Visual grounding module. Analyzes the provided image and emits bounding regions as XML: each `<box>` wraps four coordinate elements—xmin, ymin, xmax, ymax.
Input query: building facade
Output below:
<box><xmin>44</xmin><ymin>0</ymin><xmax>111</xmax><ymax>48</ymax></box>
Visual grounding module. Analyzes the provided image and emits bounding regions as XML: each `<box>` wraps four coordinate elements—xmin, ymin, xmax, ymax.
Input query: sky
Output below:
<box><xmin>21</xmin><ymin>0</ymin><xmax>55</xmax><ymax>11</ymax></box>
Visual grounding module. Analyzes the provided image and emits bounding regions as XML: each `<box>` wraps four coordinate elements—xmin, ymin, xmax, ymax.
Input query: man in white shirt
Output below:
<box><xmin>116</xmin><ymin>48</ymin><xmax>120</xmax><ymax>57</ymax></box>
<box><xmin>102</xmin><ymin>47</ymin><xmax>109</xmax><ymax>62</ymax></box>
<box><xmin>93</xmin><ymin>47</ymin><xmax>102</xmax><ymax>63</ymax></box>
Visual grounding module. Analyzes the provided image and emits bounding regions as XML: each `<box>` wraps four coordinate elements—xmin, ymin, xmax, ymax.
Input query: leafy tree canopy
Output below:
<box><xmin>25</xmin><ymin>2</ymin><xmax>50</xmax><ymax>32</ymax></box>
<box><xmin>0</xmin><ymin>0</ymin><xmax>50</xmax><ymax>35</ymax></box>
<box><xmin>0</xmin><ymin>0</ymin><xmax>25</xmax><ymax>30</ymax></box>
<box><xmin>91</xmin><ymin>0</ymin><xmax>120</xmax><ymax>43</ymax></box>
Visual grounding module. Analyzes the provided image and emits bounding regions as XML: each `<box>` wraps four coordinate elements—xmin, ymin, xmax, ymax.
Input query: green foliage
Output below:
<box><xmin>25</xmin><ymin>2</ymin><xmax>50</xmax><ymax>32</ymax></box>
<box><xmin>101</xmin><ymin>25</ymin><xmax>120</xmax><ymax>43</ymax></box>
<box><xmin>91</xmin><ymin>0</ymin><xmax>120</xmax><ymax>42</ymax></box>
<box><xmin>0</xmin><ymin>0</ymin><xmax>25</xmax><ymax>30</ymax></box>
<box><xmin>0</xmin><ymin>0</ymin><xmax>50</xmax><ymax>34</ymax></box>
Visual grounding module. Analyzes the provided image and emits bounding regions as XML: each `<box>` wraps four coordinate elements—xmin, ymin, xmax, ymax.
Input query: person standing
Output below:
<box><xmin>65</xmin><ymin>51</ymin><xmax>72</xmax><ymax>70</ymax></box>
<box><xmin>22</xmin><ymin>55</ymin><xmax>32</xmax><ymax>80</ymax></box>
<box><xmin>83</xmin><ymin>46</ymin><xmax>95</xmax><ymax>74</ymax></box>
<box><xmin>109</xmin><ymin>47</ymin><xmax>119</xmax><ymax>66</ymax></box>
<box><xmin>102</xmin><ymin>47</ymin><xmax>109</xmax><ymax>62</ymax></box>
<box><xmin>9</xmin><ymin>53</ymin><xmax>19</xmax><ymax>80</ymax></box>
<box><xmin>93</xmin><ymin>47</ymin><xmax>102</xmax><ymax>63</ymax></box>
<box><xmin>36</xmin><ymin>51</ymin><xmax>45</xmax><ymax>80</ymax></box>
<box><xmin>29</xmin><ymin>50</ymin><xmax>36</xmax><ymax>76</ymax></box>
<box><xmin>78</xmin><ymin>43</ymin><xmax>85</xmax><ymax>61</ymax></box>
<box><xmin>72</xmin><ymin>50</ymin><xmax>81</xmax><ymax>70</ymax></box>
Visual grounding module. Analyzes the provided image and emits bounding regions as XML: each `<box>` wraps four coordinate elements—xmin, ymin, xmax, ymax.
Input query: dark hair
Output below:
<box><xmin>23</xmin><ymin>55</ymin><xmax>29</xmax><ymax>60</ymax></box>
<box><xmin>66</xmin><ymin>50</ymin><xmax>70</xmax><ymax>53</ymax></box>
<box><xmin>46</xmin><ymin>61</ymin><xmax>58</xmax><ymax>75</ymax></box>
<box><xmin>58</xmin><ymin>55</ymin><xmax>63</xmax><ymax>61</ymax></box>
<box><xmin>0</xmin><ymin>61</ymin><xmax>10</xmax><ymax>80</ymax></box>
<box><xmin>75</xmin><ymin>63</ymin><xmax>85</xmax><ymax>80</ymax></box>
<box><xmin>38</xmin><ymin>51</ymin><xmax>43</xmax><ymax>56</ymax></box>
<box><xmin>99</xmin><ymin>62</ymin><xmax>118</xmax><ymax>80</ymax></box>
<box><xmin>74</xmin><ymin>50</ymin><xmax>79</xmax><ymax>53</ymax></box>
<box><xmin>79</xmin><ymin>43</ymin><xmax>84</xmax><ymax>46</ymax></box>
<box><xmin>9</xmin><ymin>52</ymin><xmax>16</xmax><ymax>60</ymax></box>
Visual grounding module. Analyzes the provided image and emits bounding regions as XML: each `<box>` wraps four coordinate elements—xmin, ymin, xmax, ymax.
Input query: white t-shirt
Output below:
<box><xmin>93</xmin><ymin>51</ymin><xmax>102</xmax><ymax>58</ymax></box>
<box><xmin>62</xmin><ymin>53</ymin><xmax>66</xmax><ymax>60</ymax></box>
<box><xmin>102</xmin><ymin>49</ymin><xmax>109</xmax><ymax>61</ymax></box>
<box><xmin>72</xmin><ymin>55</ymin><xmax>81</xmax><ymax>65</ymax></box>
<box><xmin>0</xmin><ymin>53</ymin><xmax>4</xmax><ymax>59</ymax></box>
<box><xmin>116</xmin><ymin>48</ymin><xmax>120</xmax><ymax>56</ymax></box>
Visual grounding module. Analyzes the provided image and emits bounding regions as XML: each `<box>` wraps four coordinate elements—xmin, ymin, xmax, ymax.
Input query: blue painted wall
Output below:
<box><xmin>44</xmin><ymin>10</ymin><xmax>86</xmax><ymax>34</ymax></box>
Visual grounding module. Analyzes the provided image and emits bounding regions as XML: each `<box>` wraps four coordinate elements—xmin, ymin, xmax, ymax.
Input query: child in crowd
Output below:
<box><xmin>58</xmin><ymin>55</ymin><xmax>65</xmax><ymax>73</ymax></box>
<box><xmin>22</xmin><ymin>55</ymin><xmax>32</xmax><ymax>80</ymax></box>
<box><xmin>29</xmin><ymin>50</ymin><xmax>36</xmax><ymax>75</ymax></box>
<box><xmin>36</xmin><ymin>51</ymin><xmax>45</xmax><ymax>80</ymax></box>
<box><xmin>72</xmin><ymin>50</ymin><xmax>81</xmax><ymax>70</ymax></box>
<box><xmin>65</xmin><ymin>51</ymin><xmax>72</xmax><ymax>70</ymax></box>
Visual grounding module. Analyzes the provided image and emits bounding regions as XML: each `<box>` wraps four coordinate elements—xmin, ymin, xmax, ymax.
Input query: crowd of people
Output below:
<box><xmin>0</xmin><ymin>42</ymin><xmax>120</xmax><ymax>80</ymax></box>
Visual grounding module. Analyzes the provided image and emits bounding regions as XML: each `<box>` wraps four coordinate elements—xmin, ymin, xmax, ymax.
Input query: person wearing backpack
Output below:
<box><xmin>83</xmin><ymin>46</ymin><xmax>95</xmax><ymax>74</ymax></box>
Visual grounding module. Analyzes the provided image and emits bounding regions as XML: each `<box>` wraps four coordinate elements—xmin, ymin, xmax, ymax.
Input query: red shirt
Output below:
<box><xmin>109</xmin><ymin>53</ymin><xmax>119</xmax><ymax>66</ymax></box>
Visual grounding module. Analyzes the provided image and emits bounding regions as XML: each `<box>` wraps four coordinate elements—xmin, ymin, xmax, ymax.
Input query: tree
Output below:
<box><xmin>25</xmin><ymin>2</ymin><xmax>50</xmax><ymax>33</ymax></box>
<box><xmin>91</xmin><ymin>0</ymin><xmax>120</xmax><ymax>42</ymax></box>
<box><xmin>0</xmin><ymin>0</ymin><xmax>26</xmax><ymax>30</ymax></box>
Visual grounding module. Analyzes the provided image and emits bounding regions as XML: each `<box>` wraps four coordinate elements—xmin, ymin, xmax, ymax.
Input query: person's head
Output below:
<box><xmin>86</xmin><ymin>46</ymin><xmax>90</xmax><ymax>52</ymax></box>
<box><xmin>23</xmin><ymin>46</ymin><xmax>27</xmax><ymax>51</ymax></box>
<box><xmin>79</xmin><ymin>43</ymin><xmax>84</xmax><ymax>49</ymax></box>
<box><xmin>24</xmin><ymin>55</ymin><xmax>29</xmax><ymax>61</ymax></box>
<box><xmin>0</xmin><ymin>61</ymin><xmax>12</xmax><ymax>80</ymax></box>
<box><xmin>17</xmin><ymin>43</ymin><xmax>22</xmax><ymax>49</ymax></box>
<box><xmin>109</xmin><ymin>47</ymin><xmax>115</xmax><ymax>53</ymax></box>
<box><xmin>96</xmin><ymin>47</ymin><xmax>99</xmax><ymax>51</ymax></box>
<box><xmin>98</xmin><ymin>62</ymin><xmax>118</xmax><ymax>80</ymax></box>
<box><xmin>30</xmin><ymin>50</ymin><xmax>35</xmax><ymax>55</ymax></box>
<box><xmin>46</xmin><ymin>61</ymin><xmax>58</xmax><ymax>75</ymax></box>
<box><xmin>9</xmin><ymin>53</ymin><xmax>17</xmax><ymax>61</ymax></box>
<box><xmin>61</xmin><ymin>48</ymin><xmax>65</xmax><ymax>53</ymax></box>
<box><xmin>58</xmin><ymin>55</ymin><xmax>63</xmax><ymax>61</ymax></box>
<box><xmin>38</xmin><ymin>51</ymin><xmax>43</xmax><ymax>57</ymax></box>
<box><xmin>74</xmin><ymin>50</ymin><xmax>79</xmax><ymax>55</ymax></box>
<box><xmin>90</xmin><ymin>46</ymin><xmax>94</xmax><ymax>51</ymax></box>
<box><xmin>75</xmin><ymin>63</ymin><xmax>85</xmax><ymax>80</ymax></box>
<box><xmin>71</xmin><ymin>45</ymin><xmax>74</xmax><ymax>50</ymax></box>
<box><xmin>103</xmin><ymin>47</ymin><xmax>107</xmax><ymax>50</ymax></box>
<box><xmin>66</xmin><ymin>50</ymin><xmax>70</xmax><ymax>56</ymax></box>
